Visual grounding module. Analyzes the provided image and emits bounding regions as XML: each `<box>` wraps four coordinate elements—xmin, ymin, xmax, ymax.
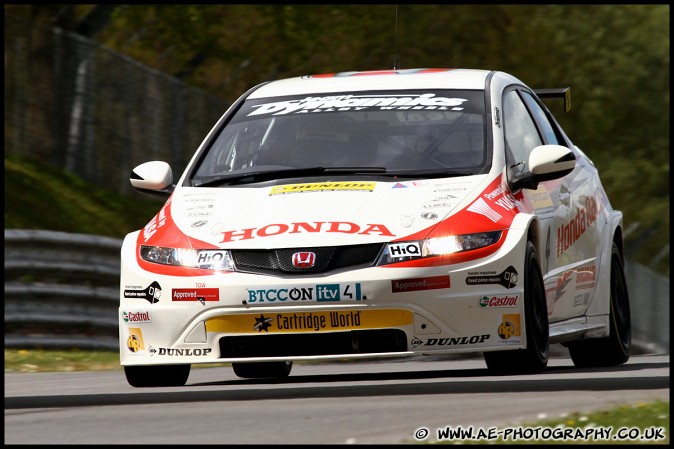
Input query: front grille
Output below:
<box><xmin>219</xmin><ymin>329</ymin><xmax>407</xmax><ymax>358</ymax></box>
<box><xmin>231</xmin><ymin>243</ymin><xmax>384</xmax><ymax>275</ymax></box>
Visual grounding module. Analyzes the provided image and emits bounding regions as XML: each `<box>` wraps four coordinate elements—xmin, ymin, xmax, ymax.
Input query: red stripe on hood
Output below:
<box><xmin>135</xmin><ymin>196</ymin><xmax>221</xmax><ymax>276</ymax></box>
<box><xmin>384</xmin><ymin>176</ymin><xmax>519</xmax><ymax>267</ymax></box>
<box><xmin>396</xmin><ymin>175</ymin><xmax>519</xmax><ymax>242</ymax></box>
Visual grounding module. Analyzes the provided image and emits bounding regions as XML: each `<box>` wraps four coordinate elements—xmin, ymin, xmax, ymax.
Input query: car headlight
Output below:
<box><xmin>139</xmin><ymin>246</ymin><xmax>236</xmax><ymax>271</ymax></box>
<box><xmin>376</xmin><ymin>231</ymin><xmax>502</xmax><ymax>266</ymax></box>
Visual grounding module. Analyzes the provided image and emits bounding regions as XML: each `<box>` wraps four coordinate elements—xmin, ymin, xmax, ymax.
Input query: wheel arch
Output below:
<box><xmin>525</xmin><ymin>216</ymin><xmax>543</xmax><ymax>265</ymax></box>
<box><xmin>612</xmin><ymin>223</ymin><xmax>625</xmax><ymax>263</ymax></box>
<box><xmin>586</xmin><ymin>210</ymin><xmax>624</xmax><ymax>317</ymax></box>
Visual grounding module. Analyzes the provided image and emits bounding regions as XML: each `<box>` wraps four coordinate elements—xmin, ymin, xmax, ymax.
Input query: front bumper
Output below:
<box><xmin>119</xmin><ymin>230</ymin><xmax>529</xmax><ymax>366</ymax></box>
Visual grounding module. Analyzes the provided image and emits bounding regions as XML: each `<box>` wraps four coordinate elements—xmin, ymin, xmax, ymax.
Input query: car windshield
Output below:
<box><xmin>191</xmin><ymin>89</ymin><xmax>488</xmax><ymax>184</ymax></box>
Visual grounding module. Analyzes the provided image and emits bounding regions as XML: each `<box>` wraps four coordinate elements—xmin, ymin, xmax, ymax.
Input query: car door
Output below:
<box><xmin>502</xmin><ymin>88</ymin><xmax>598</xmax><ymax>323</ymax></box>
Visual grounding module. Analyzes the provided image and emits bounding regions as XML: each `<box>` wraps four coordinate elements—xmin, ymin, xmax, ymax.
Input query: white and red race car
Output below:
<box><xmin>119</xmin><ymin>68</ymin><xmax>631</xmax><ymax>387</ymax></box>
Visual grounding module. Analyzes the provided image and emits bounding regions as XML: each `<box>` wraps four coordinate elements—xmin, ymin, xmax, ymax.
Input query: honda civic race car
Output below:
<box><xmin>119</xmin><ymin>68</ymin><xmax>631</xmax><ymax>387</ymax></box>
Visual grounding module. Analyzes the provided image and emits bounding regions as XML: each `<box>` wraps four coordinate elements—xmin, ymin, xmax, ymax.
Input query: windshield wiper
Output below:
<box><xmin>383</xmin><ymin>168</ymin><xmax>475</xmax><ymax>178</ymax></box>
<box><xmin>193</xmin><ymin>166</ymin><xmax>388</xmax><ymax>187</ymax></box>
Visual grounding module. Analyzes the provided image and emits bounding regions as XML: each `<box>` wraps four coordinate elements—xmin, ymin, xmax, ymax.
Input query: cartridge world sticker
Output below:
<box><xmin>270</xmin><ymin>181</ymin><xmax>376</xmax><ymax>195</ymax></box>
<box><xmin>205</xmin><ymin>309</ymin><xmax>412</xmax><ymax>333</ymax></box>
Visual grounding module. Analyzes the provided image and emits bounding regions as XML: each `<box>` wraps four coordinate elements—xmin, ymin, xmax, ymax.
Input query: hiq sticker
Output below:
<box><xmin>387</xmin><ymin>242</ymin><xmax>421</xmax><ymax>258</ymax></box>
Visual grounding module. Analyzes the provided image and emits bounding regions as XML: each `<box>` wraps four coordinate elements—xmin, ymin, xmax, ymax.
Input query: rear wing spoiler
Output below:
<box><xmin>534</xmin><ymin>87</ymin><xmax>571</xmax><ymax>112</ymax></box>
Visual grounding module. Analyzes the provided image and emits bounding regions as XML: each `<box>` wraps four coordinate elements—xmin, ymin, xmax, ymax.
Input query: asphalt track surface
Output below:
<box><xmin>4</xmin><ymin>354</ymin><xmax>669</xmax><ymax>444</ymax></box>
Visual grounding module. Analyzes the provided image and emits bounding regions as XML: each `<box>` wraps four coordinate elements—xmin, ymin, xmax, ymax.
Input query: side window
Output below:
<box><xmin>503</xmin><ymin>90</ymin><xmax>543</xmax><ymax>167</ymax></box>
<box><xmin>520</xmin><ymin>91</ymin><xmax>562</xmax><ymax>145</ymax></box>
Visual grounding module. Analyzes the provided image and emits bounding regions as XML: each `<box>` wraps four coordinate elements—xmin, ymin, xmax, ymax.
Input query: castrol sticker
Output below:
<box><xmin>122</xmin><ymin>310</ymin><xmax>152</xmax><ymax>324</ymax></box>
<box><xmin>478</xmin><ymin>295</ymin><xmax>519</xmax><ymax>308</ymax></box>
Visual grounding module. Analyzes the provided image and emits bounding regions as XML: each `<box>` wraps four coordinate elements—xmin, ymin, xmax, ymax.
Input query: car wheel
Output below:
<box><xmin>124</xmin><ymin>364</ymin><xmax>190</xmax><ymax>387</ymax></box>
<box><xmin>568</xmin><ymin>242</ymin><xmax>631</xmax><ymax>367</ymax></box>
<box><xmin>232</xmin><ymin>361</ymin><xmax>293</xmax><ymax>379</ymax></box>
<box><xmin>484</xmin><ymin>240</ymin><xmax>549</xmax><ymax>374</ymax></box>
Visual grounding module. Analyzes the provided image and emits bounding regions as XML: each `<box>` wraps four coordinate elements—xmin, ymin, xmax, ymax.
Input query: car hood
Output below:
<box><xmin>140</xmin><ymin>174</ymin><xmax>518</xmax><ymax>250</ymax></box>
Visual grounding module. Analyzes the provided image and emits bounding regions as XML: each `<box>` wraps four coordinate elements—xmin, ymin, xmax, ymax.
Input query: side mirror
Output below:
<box><xmin>511</xmin><ymin>145</ymin><xmax>576</xmax><ymax>190</ymax></box>
<box><xmin>130</xmin><ymin>161</ymin><xmax>174</xmax><ymax>197</ymax></box>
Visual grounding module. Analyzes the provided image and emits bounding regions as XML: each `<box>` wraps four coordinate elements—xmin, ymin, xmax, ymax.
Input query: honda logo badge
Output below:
<box><xmin>292</xmin><ymin>252</ymin><xmax>316</xmax><ymax>268</ymax></box>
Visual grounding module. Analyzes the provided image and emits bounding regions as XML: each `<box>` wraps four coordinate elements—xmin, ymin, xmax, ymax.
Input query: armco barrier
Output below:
<box><xmin>4</xmin><ymin>229</ymin><xmax>670</xmax><ymax>354</ymax></box>
<box><xmin>4</xmin><ymin>229</ymin><xmax>122</xmax><ymax>350</ymax></box>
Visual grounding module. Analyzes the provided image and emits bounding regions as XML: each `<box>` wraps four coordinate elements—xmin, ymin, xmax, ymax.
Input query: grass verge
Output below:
<box><xmin>417</xmin><ymin>400</ymin><xmax>669</xmax><ymax>445</ymax></box>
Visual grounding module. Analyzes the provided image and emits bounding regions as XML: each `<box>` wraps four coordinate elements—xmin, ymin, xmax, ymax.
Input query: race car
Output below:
<box><xmin>119</xmin><ymin>68</ymin><xmax>631</xmax><ymax>387</ymax></box>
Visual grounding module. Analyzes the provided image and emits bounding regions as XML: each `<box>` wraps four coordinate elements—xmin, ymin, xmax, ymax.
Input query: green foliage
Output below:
<box><xmin>3</xmin><ymin>4</ymin><xmax>669</xmax><ymax>274</ymax></box>
<box><xmin>4</xmin><ymin>348</ymin><xmax>122</xmax><ymax>373</ymax></box>
<box><xmin>5</xmin><ymin>155</ymin><xmax>162</xmax><ymax>239</ymax></box>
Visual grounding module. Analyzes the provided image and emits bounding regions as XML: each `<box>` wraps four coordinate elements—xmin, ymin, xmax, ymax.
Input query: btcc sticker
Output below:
<box><xmin>245</xmin><ymin>283</ymin><xmax>364</xmax><ymax>304</ymax></box>
<box><xmin>391</xmin><ymin>275</ymin><xmax>450</xmax><ymax>293</ymax></box>
<box><xmin>478</xmin><ymin>295</ymin><xmax>519</xmax><ymax>308</ymax></box>
<box><xmin>205</xmin><ymin>309</ymin><xmax>413</xmax><ymax>334</ymax></box>
<box><xmin>269</xmin><ymin>182</ymin><xmax>376</xmax><ymax>195</ymax></box>
<box><xmin>466</xmin><ymin>266</ymin><xmax>518</xmax><ymax>289</ymax></box>
<box><xmin>497</xmin><ymin>313</ymin><xmax>521</xmax><ymax>342</ymax></box>
<box><xmin>124</xmin><ymin>281</ymin><xmax>162</xmax><ymax>304</ymax></box>
<box><xmin>122</xmin><ymin>310</ymin><xmax>152</xmax><ymax>324</ymax></box>
<box><xmin>126</xmin><ymin>328</ymin><xmax>145</xmax><ymax>353</ymax></box>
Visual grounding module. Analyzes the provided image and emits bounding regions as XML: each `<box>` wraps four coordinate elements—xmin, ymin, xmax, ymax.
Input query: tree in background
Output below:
<box><xmin>4</xmin><ymin>4</ymin><xmax>669</xmax><ymax>273</ymax></box>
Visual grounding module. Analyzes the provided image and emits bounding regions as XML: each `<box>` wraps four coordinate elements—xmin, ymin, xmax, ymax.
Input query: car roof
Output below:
<box><xmin>247</xmin><ymin>68</ymin><xmax>501</xmax><ymax>99</ymax></box>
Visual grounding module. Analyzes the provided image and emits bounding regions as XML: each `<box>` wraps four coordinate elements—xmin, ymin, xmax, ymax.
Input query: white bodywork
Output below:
<box><xmin>119</xmin><ymin>69</ymin><xmax>622</xmax><ymax>367</ymax></box>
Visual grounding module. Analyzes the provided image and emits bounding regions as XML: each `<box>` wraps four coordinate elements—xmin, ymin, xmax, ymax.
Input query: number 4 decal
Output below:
<box><xmin>342</xmin><ymin>284</ymin><xmax>364</xmax><ymax>300</ymax></box>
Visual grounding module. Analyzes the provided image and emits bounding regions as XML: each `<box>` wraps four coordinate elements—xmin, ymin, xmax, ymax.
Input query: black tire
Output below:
<box><xmin>568</xmin><ymin>242</ymin><xmax>631</xmax><ymax>367</ymax></box>
<box><xmin>232</xmin><ymin>361</ymin><xmax>293</xmax><ymax>379</ymax></box>
<box><xmin>124</xmin><ymin>364</ymin><xmax>190</xmax><ymax>387</ymax></box>
<box><xmin>484</xmin><ymin>241</ymin><xmax>549</xmax><ymax>374</ymax></box>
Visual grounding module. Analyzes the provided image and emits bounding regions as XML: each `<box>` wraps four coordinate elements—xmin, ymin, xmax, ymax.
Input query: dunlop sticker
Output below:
<box><xmin>270</xmin><ymin>182</ymin><xmax>376</xmax><ymax>195</ymax></box>
<box><xmin>205</xmin><ymin>309</ymin><xmax>412</xmax><ymax>333</ymax></box>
